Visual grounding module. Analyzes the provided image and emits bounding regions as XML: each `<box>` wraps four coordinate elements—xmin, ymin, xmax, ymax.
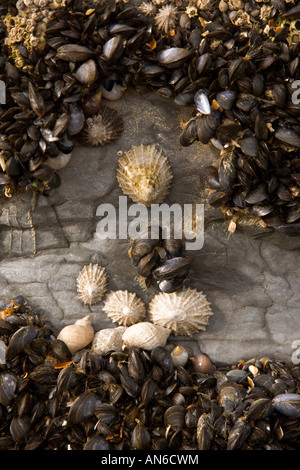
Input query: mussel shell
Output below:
<box><xmin>164</xmin><ymin>405</ymin><xmax>185</xmax><ymax>430</ymax></box>
<box><xmin>158</xmin><ymin>277</ymin><xmax>185</xmax><ymax>293</ymax></box>
<box><xmin>275</xmin><ymin>128</ymin><xmax>300</xmax><ymax>147</ymax></box>
<box><xmin>6</xmin><ymin>326</ymin><xmax>38</xmax><ymax>361</ymax></box>
<box><xmin>196</xmin><ymin>111</ymin><xmax>221</xmax><ymax>144</ymax></box>
<box><xmin>218</xmin><ymin>152</ymin><xmax>237</xmax><ymax>193</ymax></box>
<box><xmin>67</xmin><ymin>103</ymin><xmax>85</xmax><ymax>136</ymax></box>
<box><xmin>216</xmin><ymin>90</ymin><xmax>236</xmax><ymax>110</ymax></box>
<box><xmin>179</xmin><ymin>118</ymin><xmax>198</xmax><ymax>147</ymax></box>
<box><xmin>196</xmin><ymin>413</ymin><xmax>214</xmax><ymax>450</ymax></box>
<box><xmin>103</xmin><ymin>35</ymin><xmax>124</xmax><ymax>63</ymax></box>
<box><xmin>226</xmin><ymin>417</ymin><xmax>251</xmax><ymax>450</ymax></box>
<box><xmin>10</xmin><ymin>416</ymin><xmax>30</xmax><ymax>443</ymax></box>
<box><xmin>84</xmin><ymin>436</ymin><xmax>110</xmax><ymax>450</ymax></box>
<box><xmin>239</xmin><ymin>135</ymin><xmax>259</xmax><ymax>157</ymax></box>
<box><xmin>200</xmin><ymin>165</ymin><xmax>221</xmax><ymax>190</ymax></box>
<box><xmin>152</xmin><ymin>256</ymin><xmax>193</xmax><ymax>281</ymax></box>
<box><xmin>74</xmin><ymin>59</ymin><xmax>97</xmax><ymax>86</ymax></box>
<box><xmin>151</xmin><ymin>346</ymin><xmax>174</xmax><ymax>375</ymax></box>
<box><xmin>0</xmin><ymin>371</ymin><xmax>18</xmax><ymax>406</ymax></box>
<box><xmin>245</xmin><ymin>184</ymin><xmax>268</xmax><ymax>204</ymax></box>
<box><xmin>157</xmin><ymin>47</ymin><xmax>194</xmax><ymax>69</ymax></box>
<box><xmin>137</xmin><ymin>250</ymin><xmax>159</xmax><ymax>278</ymax></box>
<box><xmin>68</xmin><ymin>392</ymin><xmax>101</xmax><ymax>424</ymax></box>
<box><xmin>163</xmin><ymin>239</ymin><xmax>183</xmax><ymax>258</ymax></box>
<box><xmin>131</xmin><ymin>422</ymin><xmax>152</xmax><ymax>450</ymax></box>
<box><xmin>196</xmin><ymin>53</ymin><xmax>212</xmax><ymax>76</ymax></box>
<box><xmin>194</xmin><ymin>89</ymin><xmax>211</xmax><ymax>115</ymax></box>
<box><xmin>272</xmin><ymin>393</ymin><xmax>300</xmax><ymax>418</ymax></box>
<box><xmin>246</xmin><ymin>398</ymin><xmax>273</xmax><ymax>421</ymax></box>
<box><xmin>56</xmin><ymin>44</ymin><xmax>96</xmax><ymax>62</ymax></box>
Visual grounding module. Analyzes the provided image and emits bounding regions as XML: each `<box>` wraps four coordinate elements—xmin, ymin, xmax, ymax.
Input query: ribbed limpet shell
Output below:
<box><xmin>116</xmin><ymin>144</ymin><xmax>173</xmax><ymax>206</ymax></box>
<box><xmin>103</xmin><ymin>290</ymin><xmax>146</xmax><ymax>326</ymax></box>
<box><xmin>76</xmin><ymin>263</ymin><xmax>108</xmax><ymax>305</ymax></box>
<box><xmin>148</xmin><ymin>287</ymin><xmax>214</xmax><ymax>336</ymax></box>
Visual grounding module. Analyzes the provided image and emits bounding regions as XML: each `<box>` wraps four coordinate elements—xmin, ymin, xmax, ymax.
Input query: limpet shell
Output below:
<box><xmin>148</xmin><ymin>287</ymin><xmax>214</xmax><ymax>336</ymax></box>
<box><xmin>77</xmin><ymin>263</ymin><xmax>108</xmax><ymax>305</ymax></box>
<box><xmin>122</xmin><ymin>322</ymin><xmax>171</xmax><ymax>350</ymax></box>
<box><xmin>103</xmin><ymin>290</ymin><xmax>146</xmax><ymax>326</ymax></box>
<box><xmin>57</xmin><ymin>315</ymin><xmax>94</xmax><ymax>354</ymax></box>
<box><xmin>117</xmin><ymin>144</ymin><xmax>173</xmax><ymax>206</ymax></box>
<box><xmin>91</xmin><ymin>326</ymin><xmax>126</xmax><ymax>355</ymax></box>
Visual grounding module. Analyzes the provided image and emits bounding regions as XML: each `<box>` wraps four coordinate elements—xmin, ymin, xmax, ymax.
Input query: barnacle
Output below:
<box><xmin>155</xmin><ymin>4</ymin><xmax>178</xmax><ymax>34</ymax></box>
<box><xmin>84</xmin><ymin>106</ymin><xmax>124</xmax><ymax>147</ymax></box>
<box><xmin>139</xmin><ymin>2</ymin><xmax>157</xmax><ymax>16</ymax></box>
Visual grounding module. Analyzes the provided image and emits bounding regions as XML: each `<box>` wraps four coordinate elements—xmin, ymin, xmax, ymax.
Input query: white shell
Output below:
<box><xmin>103</xmin><ymin>290</ymin><xmax>146</xmax><ymax>327</ymax></box>
<box><xmin>170</xmin><ymin>345</ymin><xmax>189</xmax><ymax>368</ymax></box>
<box><xmin>122</xmin><ymin>322</ymin><xmax>171</xmax><ymax>350</ymax></box>
<box><xmin>77</xmin><ymin>263</ymin><xmax>108</xmax><ymax>305</ymax></box>
<box><xmin>117</xmin><ymin>144</ymin><xmax>173</xmax><ymax>206</ymax></box>
<box><xmin>91</xmin><ymin>326</ymin><xmax>126</xmax><ymax>355</ymax></box>
<box><xmin>57</xmin><ymin>315</ymin><xmax>94</xmax><ymax>354</ymax></box>
<box><xmin>148</xmin><ymin>287</ymin><xmax>214</xmax><ymax>336</ymax></box>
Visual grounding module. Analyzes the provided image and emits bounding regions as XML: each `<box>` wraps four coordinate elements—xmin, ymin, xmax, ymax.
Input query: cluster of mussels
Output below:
<box><xmin>0</xmin><ymin>296</ymin><xmax>300</xmax><ymax>450</ymax></box>
<box><xmin>128</xmin><ymin>225</ymin><xmax>194</xmax><ymax>292</ymax></box>
<box><xmin>0</xmin><ymin>0</ymin><xmax>299</xmax><ymax>232</ymax></box>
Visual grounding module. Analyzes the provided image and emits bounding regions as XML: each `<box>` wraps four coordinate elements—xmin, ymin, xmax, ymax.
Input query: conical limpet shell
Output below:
<box><xmin>103</xmin><ymin>290</ymin><xmax>146</xmax><ymax>327</ymax></box>
<box><xmin>117</xmin><ymin>144</ymin><xmax>173</xmax><ymax>206</ymax></box>
<box><xmin>57</xmin><ymin>315</ymin><xmax>94</xmax><ymax>354</ymax></box>
<box><xmin>91</xmin><ymin>326</ymin><xmax>126</xmax><ymax>355</ymax></box>
<box><xmin>77</xmin><ymin>263</ymin><xmax>108</xmax><ymax>305</ymax></box>
<box><xmin>148</xmin><ymin>287</ymin><xmax>214</xmax><ymax>336</ymax></box>
<box><xmin>122</xmin><ymin>322</ymin><xmax>171</xmax><ymax>350</ymax></box>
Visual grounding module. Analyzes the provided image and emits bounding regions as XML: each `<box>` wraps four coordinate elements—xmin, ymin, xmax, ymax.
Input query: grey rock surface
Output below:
<box><xmin>0</xmin><ymin>90</ymin><xmax>300</xmax><ymax>365</ymax></box>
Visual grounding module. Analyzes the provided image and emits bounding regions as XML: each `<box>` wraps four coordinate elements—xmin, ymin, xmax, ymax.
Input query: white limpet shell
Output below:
<box><xmin>57</xmin><ymin>315</ymin><xmax>94</xmax><ymax>354</ymax></box>
<box><xmin>148</xmin><ymin>287</ymin><xmax>214</xmax><ymax>336</ymax></box>
<box><xmin>103</xmin><ymin>290</ymin><xmax>146</xmax><ymax>327</ymax></box>
<box><xmin>91</xmin><ymin>326</ymin><xmax>127</xmax><ymax>355</ymax></box>
<box><xmin>116</xmin><ymin>144</ymin><xmax>173</xmax><ymax>206</ymax></box>
<box><xmin>122</xmin><ymin>322</ymin><xmax>171</xmax><ymax>350</ymax></box>
<box><xmin>76</xmin><ymin>263</ymin><xmax>108</xmax><ymax>305</ymax></box>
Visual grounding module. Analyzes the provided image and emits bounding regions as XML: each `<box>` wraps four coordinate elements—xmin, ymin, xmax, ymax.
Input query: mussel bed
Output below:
<box><xmin>0</xmin><ymin>296</ymin><xmax>299</xmax><ymax>450</ymax></box>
